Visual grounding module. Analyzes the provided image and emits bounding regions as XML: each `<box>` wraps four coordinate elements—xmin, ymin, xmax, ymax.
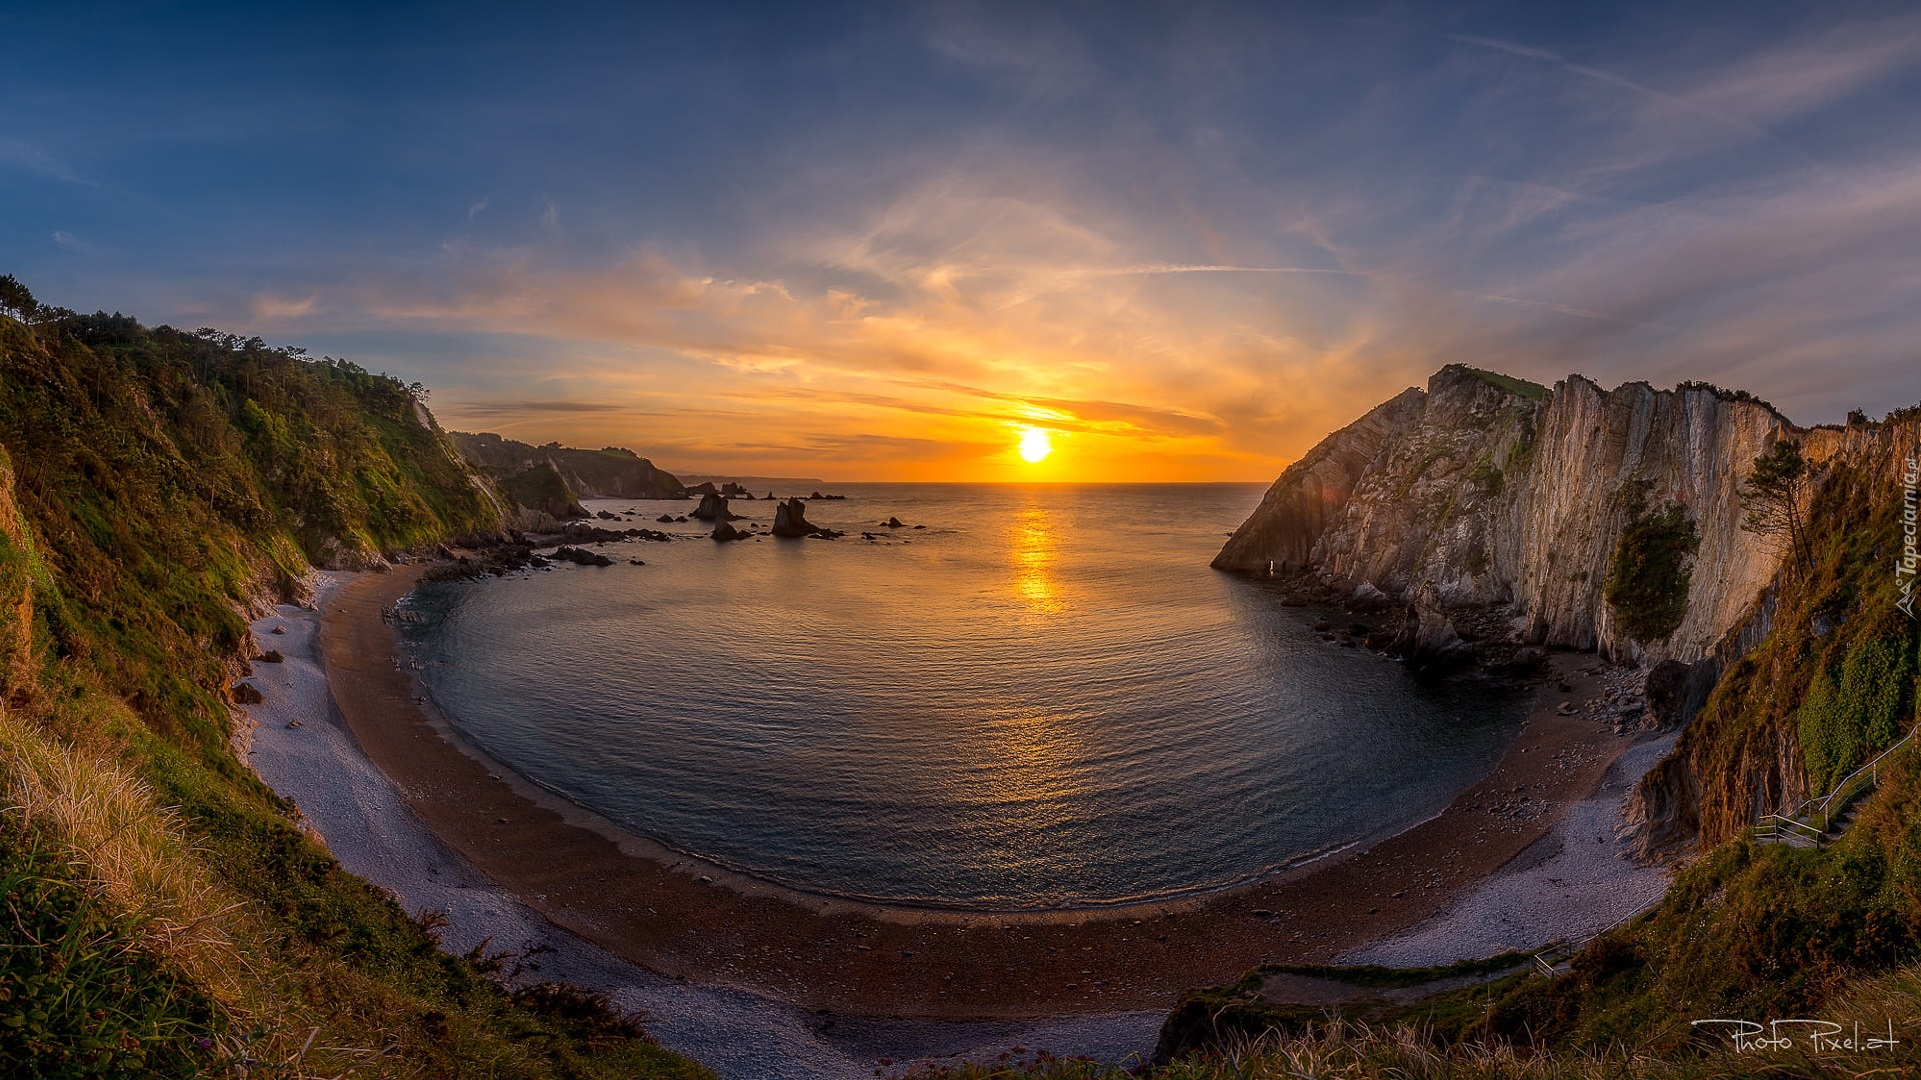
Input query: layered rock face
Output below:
<box><xmin>1217</xmin><ymin>365</ymin><xmax>1794</xmax><ymax>662</ymax></box>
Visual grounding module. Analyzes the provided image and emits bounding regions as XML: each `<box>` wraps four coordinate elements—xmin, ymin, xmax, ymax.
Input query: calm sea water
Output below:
<box><xmin>397</xmin><ymin>483</ymin><xmax>1525</xmax><ymax>910</ymax></box>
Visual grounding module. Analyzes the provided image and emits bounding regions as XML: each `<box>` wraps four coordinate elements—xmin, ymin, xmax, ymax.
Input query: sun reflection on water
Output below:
<box><xmin>1010</xmin><ymin>503</ymin><xmax>1064</xmax><ymax>614</ymax></box>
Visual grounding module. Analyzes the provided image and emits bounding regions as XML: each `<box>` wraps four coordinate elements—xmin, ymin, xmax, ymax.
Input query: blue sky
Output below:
<box><xmin>5</xmin><ymin>1</ymin><xmax>1920</xmax><ymax>479</ymax></box>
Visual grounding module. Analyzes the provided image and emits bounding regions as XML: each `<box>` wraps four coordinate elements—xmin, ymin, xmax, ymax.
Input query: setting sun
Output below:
<box><xmin>1018</xmin><ymin>427</ymin><xmax>1053</xmax><ymax>463</ymax></box>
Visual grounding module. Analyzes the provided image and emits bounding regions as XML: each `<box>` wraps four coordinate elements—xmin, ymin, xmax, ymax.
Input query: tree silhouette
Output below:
<box><xmin>1740</xmin><ymin>438</ymin><xmax>1812</xmax><ymax>572</ymax></box>
<box><xmin>0</xmin><ymin>274</ymin><xmax>36</xmax><ymax>320</ymax></box>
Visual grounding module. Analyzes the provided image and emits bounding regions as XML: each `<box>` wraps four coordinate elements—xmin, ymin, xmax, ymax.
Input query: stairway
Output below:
<box><xmin>1756</xmin><ymin>796</ymin><xmax>1867</xmax><ymax>848</ymax></box>
<box><xmin>1754</xmin><ymin>725</ymin><xmax>1918</xmax><ymax>849</ymax></box>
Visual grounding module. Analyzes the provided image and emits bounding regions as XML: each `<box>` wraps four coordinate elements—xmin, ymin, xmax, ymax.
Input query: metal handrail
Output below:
<box><xmin>1776</xmin><ymin>723</ymin><xmax>1920</xmax><ymax>831</ymax></box>
<box><xmin>1756</xmin><ymin>814</ymin><xmax>1824</xmax><ymax>843</ymax></box>
<box><xmin>1809</xmin><ymin>723</ymin><xmax>1920</xmax><ymax>826</ymax></box>
<box><xmin>1537</xmin><ymin>725</ymin><xmax>1921</xmax><ymax>979</ymax></box>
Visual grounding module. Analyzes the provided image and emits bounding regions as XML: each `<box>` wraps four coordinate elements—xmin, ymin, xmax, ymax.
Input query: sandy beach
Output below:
<box><xmin>239</xmin><ymin>564</ymin><xmax>1676</xmax><ymax>1075</ymax></box>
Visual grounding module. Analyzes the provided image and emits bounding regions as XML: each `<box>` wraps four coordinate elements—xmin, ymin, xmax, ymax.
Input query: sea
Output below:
<box><xmin>395</xmin><ymin>483</ymin><xmax>1527</xmax><ymax>912</ymax></box>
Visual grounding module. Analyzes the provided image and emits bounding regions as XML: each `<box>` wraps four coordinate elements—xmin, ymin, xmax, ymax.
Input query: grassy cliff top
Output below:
<box><xmin>0</xmin><ymin>296</ymin><xmax>707</xmax><ymax>1077</ymax></box>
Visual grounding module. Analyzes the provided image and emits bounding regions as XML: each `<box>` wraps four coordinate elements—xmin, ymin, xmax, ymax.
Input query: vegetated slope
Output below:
<box><xmin>1127</xmin><ymin>378</ymin><xmax>1921</xmax><ymax>1077</ymax></box>
<box><xmin>0</xmin><ymin>301</ymin><xmax>708</xmax><ymax>1078</ymax></box>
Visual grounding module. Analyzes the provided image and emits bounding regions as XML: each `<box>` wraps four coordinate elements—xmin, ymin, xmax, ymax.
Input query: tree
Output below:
<box><xmin>1741</xmin><ymin>438</ymin><xmax>1812</xmax><ymax>571</ymax></box>
<box><xmin>0</xmin><ymin>274</ymin><xmax>36</xmax><ymax>320</ymax></box>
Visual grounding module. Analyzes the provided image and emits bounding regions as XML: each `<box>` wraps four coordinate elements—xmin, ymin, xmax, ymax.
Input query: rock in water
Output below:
<box><xmin>551</xmin><ymin>545</ymin><xmax>615</xmax><ymax>567</ymax></box>
<box><xmin>692</xmin><ymin>492</ymin><xmax>738</xmax><ymax>522</ymax></box>
<box><xmin>773</xmin><ymin>497</ymin><xmax>816</xmax><ymax>537</ymax></box>
<box><xmin>711</xmin><ymin>520</ymin><xmax>747</xmax><ymax>542</ymax></box>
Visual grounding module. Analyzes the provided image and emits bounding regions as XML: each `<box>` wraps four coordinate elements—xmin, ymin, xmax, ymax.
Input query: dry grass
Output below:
<box><xmin>896</xmin><ymin>1017</ymin><xmax>1921</xmax><ymax>1080</ymax></box>
<box><xmin>0</xmin><ymin>703</ymin><xmax>385</xmax><ymax>1077</ymax></box>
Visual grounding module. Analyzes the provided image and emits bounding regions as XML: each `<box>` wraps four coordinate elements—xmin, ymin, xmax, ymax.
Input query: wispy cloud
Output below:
<box><xmin>0</xmin><ymin>137</ymin><xmax>95</xmax><ymax>187</ymax></box>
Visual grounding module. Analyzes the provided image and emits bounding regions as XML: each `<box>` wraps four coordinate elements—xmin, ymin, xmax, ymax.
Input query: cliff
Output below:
<box><xmin>0</xmin><ymin>298</ymin><xmax>703</xmax><ymax>1075</ymax></box>
<box><xmin>451</xmin><ymin>432</ymin><xmax>684</xmax><ymax>500</ymax></box>
<box><xmin>1224</xmin><ymin>365</ymin><xmax>1921</xmax><ymax>857</ymax></box>
<box><xmin>1218</xmin><ymin>364</ymin><xmax>1796</xmax><ymax>663</ymax></box>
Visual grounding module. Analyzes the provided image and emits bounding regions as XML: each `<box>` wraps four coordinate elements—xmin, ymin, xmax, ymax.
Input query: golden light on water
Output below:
<box><xmin>1011</xmin><ymin>504</ymin><xmax>1063</xmax><ymax>615</ymax></box>
<box><xmin>1018</xmin><ymin>427</ymin><xmax>1054</xmax><ymax>463</ymax></box>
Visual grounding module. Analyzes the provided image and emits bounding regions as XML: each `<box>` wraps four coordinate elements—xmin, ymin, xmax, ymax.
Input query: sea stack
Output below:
<box><xmin>772</xmin><ymin>497</ymin><xmax>842</xmax><ymax>539</ymax></box>
<box><xmin>772</xmin><ymin>497</ymin><xmax>816</xmax><ymax>537</ymax></box>
<box><xmin>692</xmin><ymin>492</ymin><xmax>738</xmax><ymax>522</ymax></box>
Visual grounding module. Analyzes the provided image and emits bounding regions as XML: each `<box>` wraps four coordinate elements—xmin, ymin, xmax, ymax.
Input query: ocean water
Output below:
<box><xmin>397</xmin><ymin>483</ymin><xmax>1526</xmax><ymax>911</ymax></box>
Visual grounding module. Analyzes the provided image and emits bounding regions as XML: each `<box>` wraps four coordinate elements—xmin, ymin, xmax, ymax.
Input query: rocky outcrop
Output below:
<box><xmin>711</xmin><ymin>520</ymin><xmax>747</xmax><ymax>542</ymax></box>
<box><xmin>452</xmin><ymin>433</ymin><xmax>684</xmax><ymax>499</ymax></box>
<box><xmin>313</xmin><ymin>534</ymin><xmax>393</xmax><ymax>572</ymax></box>
<box><xmin>550</xmin><ymin>545</ymin><xmax>615</xmax><ymax>567</ymax></box>
<box><xmin>1217</xmin><ymin>365</ymin><xmax>1797</xmax><ymax>663</ymax></box>
<box><xmin>1216</xmin><ymin>387</ymin><xmax>1428</xmax><ymax>574</ymax></box>
<box><xmin>1644</xmin><ymin>658</ymin><xmax>1720</xmax><ymax>731</ymax></box>
<box><xmin>772</xmin><ymin>497</ymin><xmax>836</xmax><ymax>538</ymax></box>
<box><xmin>501</xmin><ymin>462</ymin><xmax>589</xmax><ymax>521</ymax></box>
<box><xmin>1391</xmin><ymin>583</ymin><xmax>1476</xmax><ymax>677</ymax></box>
<box><xmin>691</xmin><ymin>493</ymin><xmax>738</xmax><ymax>522</ymax></box>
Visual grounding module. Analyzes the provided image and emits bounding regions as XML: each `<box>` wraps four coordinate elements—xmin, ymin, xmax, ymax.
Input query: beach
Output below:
<box><xmin>239</xmin><ymin>565</ymin><xmax>1675</xmax><ymax>1075</ymax></box>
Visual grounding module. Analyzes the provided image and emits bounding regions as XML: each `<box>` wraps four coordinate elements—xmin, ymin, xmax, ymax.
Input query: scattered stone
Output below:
<box><xmin>270</xmin><ymin>625</ymin><xmax>286</xmax><ymax>634</ymax></box>
<box><xmin>284</xmin><ymin>719</ymin><xmax>303</xmax><ymax>729</ymax></box>
<box><xmin>255</xmin><ymin>649</ymin><xmax>285</xmax><ymax>663</ymax></box>
<box><xmin>551</xmin><ymin>545</ymin><xmax>615</xmax><ymax>567</ymax></box>
<box><xmin>230</xmin><ymin>682</ymin><xmax>264</xmax><ymax>704</ymax></box>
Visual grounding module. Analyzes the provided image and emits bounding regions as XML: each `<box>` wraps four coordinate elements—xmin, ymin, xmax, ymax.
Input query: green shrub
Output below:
<box><xmin>1605</xmin><ymin>500</ymin><xmax>1700</xmax><ymax>642</ymax></box>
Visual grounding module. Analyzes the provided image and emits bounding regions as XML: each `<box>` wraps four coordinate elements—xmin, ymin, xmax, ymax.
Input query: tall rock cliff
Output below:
<box><xmin>1226</xmin><ymin>365</ymin><xmax>1921</xmax><ymax>855</ymax></box>
<box><xmin>1217</xmin><ymin>365</ymin><xmax>1796</xmax><ymax>662</ymax></box>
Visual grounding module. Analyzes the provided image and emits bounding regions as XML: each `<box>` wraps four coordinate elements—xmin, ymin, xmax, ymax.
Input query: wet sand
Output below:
<box><xmin>317</xmin><ymin>564</ymin><xmax>1648</xmax><ymax>1020</ymax></box>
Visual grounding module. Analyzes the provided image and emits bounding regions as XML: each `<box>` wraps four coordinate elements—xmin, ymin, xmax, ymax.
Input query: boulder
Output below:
<box><xmin>711</xmin><ymin>520</ymin><xmax>748</xmax><ymax>542</ymax></box>
<box><xmin>255</xmin><ymin>649</ymin><xmax>285</xmax><ymax>664</ymax></box>
<box><xmin>230</xmin><ymin>681</ymin><xmax>264</xmax><ymax>705</ymax></box>
<box><xmin>1392</xmin><ymin>584</ymin><xmax>1476</xmax><ymax>677</ymax></box>
<box><xmin>1350</xmin><ymin>581</ymin><xmax>1391</xmax><ymax>611</ymax></box>
<box><xmin>884</xmin><ymin>516</ymin><xmax>905</xmax><ymax>528</ymax></box>
<box><xmin>657</xmin><ymin>514</ymin><xmax>676</xmax><ymax>523</ymax></box>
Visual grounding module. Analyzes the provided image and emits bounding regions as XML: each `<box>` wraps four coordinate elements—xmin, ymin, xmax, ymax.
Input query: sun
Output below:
<box><xmin>1018</xmin><ymin>427</ymin><xmax>1053</xmax><ymax>463</ymax></box>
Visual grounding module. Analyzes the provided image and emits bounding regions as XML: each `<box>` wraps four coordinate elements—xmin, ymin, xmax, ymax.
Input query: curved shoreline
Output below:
<box><xmin>307</xmin><ymin>562</ymin><xmax>1661</xmax><ymax>1020</ymax></box>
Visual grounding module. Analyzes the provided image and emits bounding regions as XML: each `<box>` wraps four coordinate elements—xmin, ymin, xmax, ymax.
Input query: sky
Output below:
<box><xmin>4</xmin><ymin>1</ymin><xmax>1921</xmax><ymax>482</ymax></box>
